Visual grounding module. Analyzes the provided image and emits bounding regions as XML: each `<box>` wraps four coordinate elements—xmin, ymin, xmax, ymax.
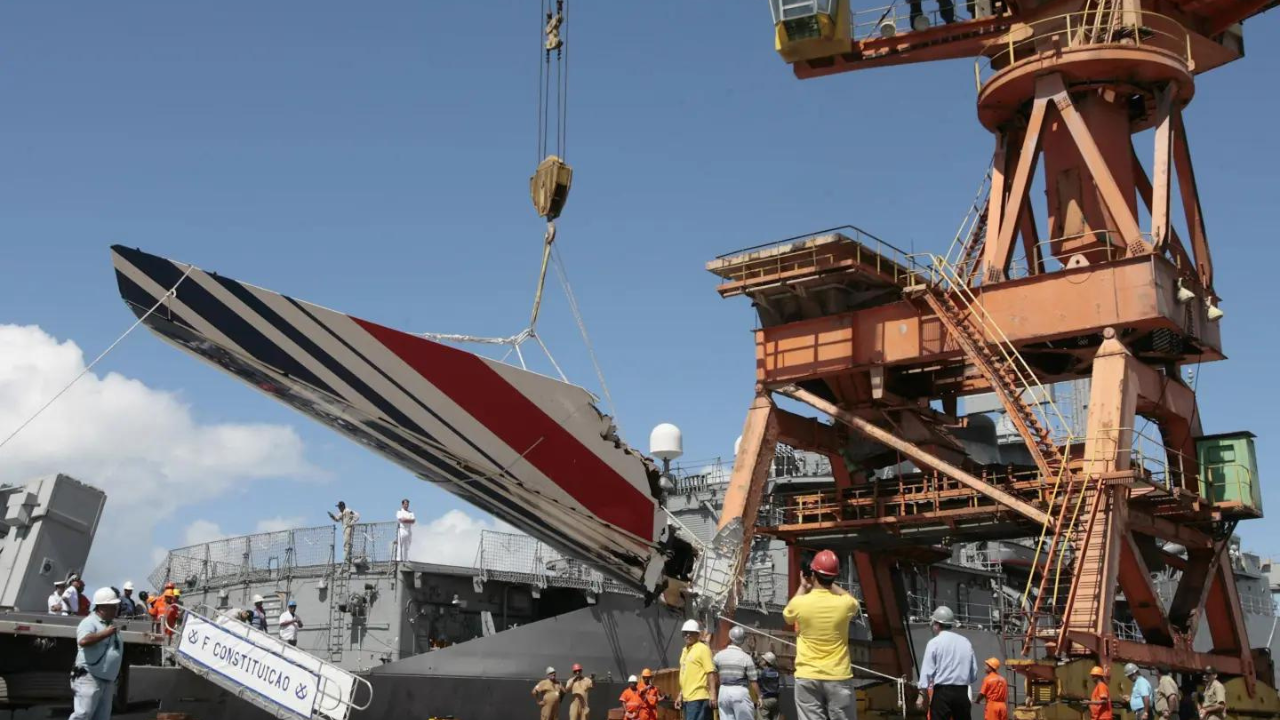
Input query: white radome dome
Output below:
<box><xmin>650</xmin><ymin>423</ymin><xmax>683</xmax><ymax>461</ymax></box>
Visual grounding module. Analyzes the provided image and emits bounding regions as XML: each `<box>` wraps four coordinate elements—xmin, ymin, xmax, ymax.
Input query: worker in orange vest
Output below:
<box><xmin>1082</xmin><ymin>666</ymin><xmax>1113</xmax><ymax>720</ymax></box>
<box><xmin>148</xmin><ymin>585</ymin><xmax>172</xmax><ymax>632</ymax></box>
<box><xmin>620</xmin><ymin>676</ymin><xmax>645</xmax><ymax>720</ymax></box>
<box><xmin>638</xmin><ymin>668</ymin><xmax>664</xmax><ymax>720</ymax></box>
<box><xmin>976</xmin><ymin>658</ymin><xmax>1008</xmax><ymax>720</ymax></box>
<box><xmin>164</xmin><ymin>590</ymin><xmax>184</xmax><ymax>637</ymax></box>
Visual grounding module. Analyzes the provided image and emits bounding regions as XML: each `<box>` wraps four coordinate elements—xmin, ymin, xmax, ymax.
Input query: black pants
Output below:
<box><xmin>908</xmin><ymin>0</ymin><xmax>956</xmax><ymax>25</ymax></box>
<box><xmin>930</xmin><ymin>685</ymin><xmax>971</xmax><ymax>720</ymax></box>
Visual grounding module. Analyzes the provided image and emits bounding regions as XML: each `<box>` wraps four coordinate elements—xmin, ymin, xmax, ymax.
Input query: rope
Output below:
<box><xmin>551</xmin><ymin>243</ymin><xmax>619</xmax><ymax>426</ymax></box>
<box><xmin>715</xmin><ymin>615</ymin><xmax>910</xmax><ymax>718</ymax></box>
<box><xmin>0</xmin><ymin>265</ymin><xmax>194</xmax><ymax>454</ymax></box>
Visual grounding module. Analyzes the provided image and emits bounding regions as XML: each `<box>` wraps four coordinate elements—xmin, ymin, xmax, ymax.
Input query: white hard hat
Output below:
<box><xmin>252</xmin><ymin>594</ymin><xmax>265</xmax><ymax>604</ymax></box>
<box><xmin>728</xmin><ymin>626</ymin><xmax>746</xmax><ymax>645</ymax></box>
<box><xmin>546</xmin><ymin>666</ymin><xmax>556</xmax><ymax>675</ymax></box>
<box><xmin>628</xmin><ymin>675</ymin><xmax>638</xmax><ymax>682</ymax></box>
<box><xmin>762</xmin><ymin>652</ymin><xmax>777</xmax><ymax>665</ymax></box>
<box><xmin>681</xmin><ymin>619</ymin><xmax>701</xmax><ymax>633</ymax></box>
<box><xmin>1124</xmin><ymin>663</ymin><xmax>1139</xmax><ymax>676</ymax></box>
<box><xmin>931</xmin><ymin>606</ymin><xmax>956</xmax><ymax>625</ymax></box>
<box><xmin>92</xmin><ymin>587</ymin><xmax>120</xmax><ymax>606</ymax></box>
<box><xmin>123</xmin><ymin>581</ymin><xmax>134</xmax><ymax>591</ymax></box>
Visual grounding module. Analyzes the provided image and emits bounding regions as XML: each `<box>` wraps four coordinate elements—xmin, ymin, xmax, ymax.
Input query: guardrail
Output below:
<box><xmin>974</xmin><ymin>10</ymin><xmax>1193</xmax><ymax>89</ymax></box>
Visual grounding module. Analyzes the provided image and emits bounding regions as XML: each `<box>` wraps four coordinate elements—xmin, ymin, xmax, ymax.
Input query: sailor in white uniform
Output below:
<box><xmin>395</xmin><ymin>499</ymin><xmax>416</xmax><ymax>562</ymax></box>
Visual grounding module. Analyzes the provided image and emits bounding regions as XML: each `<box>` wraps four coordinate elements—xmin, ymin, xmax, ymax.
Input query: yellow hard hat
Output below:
<box><xmin>641</xmin><ymin>668</ymin><xmax>653</xmax><ymax>678</ymax></box>
<box><xmin>985</xmin><ymin>658</ymin><xmax>1000</xmax><ymax>671</ymax></box>
<box><xmin>1090</xmin><ymin>666</ymin><xmax>1106</xmax><ymax>678</ymax></box>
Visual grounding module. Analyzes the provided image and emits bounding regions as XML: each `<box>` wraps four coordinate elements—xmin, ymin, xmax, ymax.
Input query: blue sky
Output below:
<box><xmin>1</xmin><ymin>2</ymin><xmax>1278</xmax><ymax>582</ymax></box>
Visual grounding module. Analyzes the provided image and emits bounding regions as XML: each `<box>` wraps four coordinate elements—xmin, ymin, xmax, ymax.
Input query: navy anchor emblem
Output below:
<box><xmin>186</xmin><ymin>629</ymin><xmax>200</xmax><ymax>644</ymax></box>
<box><xmin>295</xmin><ymin>684</ymin><xmax>310</xmax><ymax>701</ymax></box>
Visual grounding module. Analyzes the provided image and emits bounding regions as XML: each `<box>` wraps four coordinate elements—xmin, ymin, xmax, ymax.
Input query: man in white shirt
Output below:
<box><xmin>916</xmin><ymin>606</ymin><xmax>978</xmax><ymax>720</ymax></box>
<box><xmin>63</xmin><ymin>576</ymin><xmax>83</xmax><ymax>616</ymax></box>
<box><xmin>395</xmin><ymin>499</ymin><xmax>416</xmax><ymax>562</ymax></box>
<box><xmin>49</xmin><ymin>580</ymin><xmax>68</xmax><ymax>615</ymax></box>
<box><xmin>278</xmin><ymin>600</ymin><xmax>302</xmax><ymax>647</ymax></box>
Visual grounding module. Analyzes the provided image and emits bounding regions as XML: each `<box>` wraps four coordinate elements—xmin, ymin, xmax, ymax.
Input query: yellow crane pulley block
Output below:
<box><xmin>530</xmin><ymin>155</ymin><xmax>573</xmax><ymax>220</ymax></box>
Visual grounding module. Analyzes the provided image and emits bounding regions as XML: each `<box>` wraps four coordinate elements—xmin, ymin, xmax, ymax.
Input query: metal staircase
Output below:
<box><xmin>910</xmin><ymin>249</ymin><xmax>1091</xmax><ymax>653</ymax></box>
<box><xmin>917</xmin><ymin>285</ymin><xmax>1067</xmax><ymax>480</ymax></box>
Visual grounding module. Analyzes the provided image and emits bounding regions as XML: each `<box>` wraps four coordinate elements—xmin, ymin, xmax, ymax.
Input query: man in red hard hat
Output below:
<box><xmin>782</xmin><ymin>549</ymin><xmax>861</xmax><ymax>720</ymax></box>
<box><xmin>566</xmin><ymin>663</ymin><xmax>594</xmax><ymax>720</ymax></box>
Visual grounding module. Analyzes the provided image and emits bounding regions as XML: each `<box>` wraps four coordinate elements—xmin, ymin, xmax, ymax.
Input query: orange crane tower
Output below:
<box><xmin>705</xmin><ymin>0</ymin><xmax>1277</xmax><ymax>711</ymax></box>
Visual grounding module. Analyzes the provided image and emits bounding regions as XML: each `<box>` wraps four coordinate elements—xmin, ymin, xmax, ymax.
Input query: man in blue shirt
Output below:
<box><xmin>117</xmin><ymin>582</ymin><xmax>137</xmax><ymax>618</ymax></box>
<box><xmin>916</xmin><ymin>606</ymin><xmax>978</xmax><ymax>720</ymax></box>
<box><xmin>1122</xmin><ymin>664</ymin><xmax>1153</xmax><ymax>720</ymax></box>
<box><xmin>71</xmin><ymin>587</ymin><xmax>124</xmax><ymax>720</ymax></box>
<box><xmin>250</xmin><ymin>594</ymin><xmax>269</xmax><ymax>632</ymax></box>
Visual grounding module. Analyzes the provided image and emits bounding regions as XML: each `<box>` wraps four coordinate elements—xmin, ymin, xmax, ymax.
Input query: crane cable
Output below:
<box><xmin>421</xmin><ymin>0</ymin><xmax>618</xmax><ymax>429</ymax></box>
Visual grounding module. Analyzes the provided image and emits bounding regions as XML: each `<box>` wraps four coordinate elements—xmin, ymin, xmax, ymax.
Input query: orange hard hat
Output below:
<box><xmin>164</xmin><ymin>582</ymin><xmax>175</xmax><ymax>590</ymax></box>
<box><xmin>810</xmin><ymin>549</ymin><xmax>840</xmax><ymax>577</ymax></box>
<box><xmin>163</xmin><ymin>588</ymin><xmax>176</xmax><ymax>597</ymax></box>
<box><xmin>642</xmin><ymin>668</ymin><xmax>653</xmax><ymax>677</ymax></box>
<box><xmin>1090</xmin><ymin>666</ymin><xmax>1106</xmax><ymax>678</ymax></box>
<box><xmin>572</xmin><ymin>664</ymin><xmax>583</xmax><ymax>672</ymax></box>
<box><xmin>985</xmin><ymin>658</ymin><xmax>1000</xmax><ymax>671</ymax></box>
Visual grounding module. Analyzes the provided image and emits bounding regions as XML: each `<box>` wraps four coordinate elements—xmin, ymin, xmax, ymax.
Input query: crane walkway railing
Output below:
<box><xmin>974</xmin><ymin>10</ymin><xmax>1194</xmax><ymax>89</ymax></box>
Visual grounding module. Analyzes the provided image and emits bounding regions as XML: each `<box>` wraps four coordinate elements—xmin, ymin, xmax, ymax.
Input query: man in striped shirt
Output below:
<box><xmin>713</xmin><ymin>627</ymin><xmax>760</xmax><ymax>720</ymax></box>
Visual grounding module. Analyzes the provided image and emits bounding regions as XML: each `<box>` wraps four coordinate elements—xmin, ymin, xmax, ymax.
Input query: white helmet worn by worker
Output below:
<box><xmin>252</xmin><ymin>594</ymin><xmax>265</xmax><ymax>604</ymax></box>
<box><xmin>1124</xmin><ymin>663</ymin><xmax>1139</xmax><ymax>676</ymax></box>
<box><xmin>92</xmin><ymin>587</ymin><xmax>120</xmax><ymax>606</ymax></box>
<box><xmin>123</xmin><ymin>581</ymin><xmax>134</xmax><ymax>591</ymax></box>
<box><xmin>681</xmin><ymin>619</ymin><xmax>701</xmax><ymax>634</ymax></box>
<box><xmin>628</xmin><ymin>675</ymin><xmax>638</xmax><ymax>682</ymax></box>
<box><xmin>762</xmin><ymin>652</ymin><xmax>777</xmax><ymax>666</ymax></box>
<box><xmin>931</xmin><ymin>606</ymin><xmax>956</xmax><ymax>625</ymax></box>
<box><xmin>546</xmin><ymin>666</ymin><xmax>556</xmax><ymax>675</ymax></box>
<box><xmin>728</xmin><ymin>626</ymin><xmax>746</xmax><ymax>645</ymax></box>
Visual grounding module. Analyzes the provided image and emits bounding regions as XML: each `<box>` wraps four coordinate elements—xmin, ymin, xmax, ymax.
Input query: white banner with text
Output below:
<box><xmin>178</xmin><ymin>613</ymin><xmax>320</xmax><ymax>718</ymax></box>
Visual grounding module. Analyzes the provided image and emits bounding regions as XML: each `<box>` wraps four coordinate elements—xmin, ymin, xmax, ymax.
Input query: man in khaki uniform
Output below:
<box><xmin>1199</xmin><ymin>667</ymin><xmax>1226</xmax><ymax>720</ymax></box>
<box><xmin>566</xmin><ymin>663</ymin><xmax>594</xmax><ymax>720</ymax></box>
<box><xmin>1154</xmin><ymin>667</ymin><xmax>1180</xmax><ymax>720</ymax></box>
<box><xmin>534</xmin><ymin>667</ymin><xmax>564</xmax><ymax>720</ymax></box>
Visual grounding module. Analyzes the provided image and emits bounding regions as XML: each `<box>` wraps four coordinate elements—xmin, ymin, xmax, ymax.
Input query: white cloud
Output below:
<box><xmin>407</xmin><ymin>509</ymin><xmax>520</xmax><ymax>567</ymax></box>
<box><xmin>0</xmin><ymin>324</ymin><xmax>314</xmax><ymax>592</ymax></box>
<box><xmin>184</xmin><ymin>520</ymin><xmax>226</xmax><ymax>546</ymax></box>
<box><xmin>255</xmin><ymin>516</ymin><xmax>305</xmax><ymax>534</ymax></box>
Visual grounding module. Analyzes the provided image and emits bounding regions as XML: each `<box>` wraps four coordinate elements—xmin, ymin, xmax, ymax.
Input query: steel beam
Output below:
<box><xmin>718</xmin><ymin>395</ymin><xmax>780</xmax><ymax>621</ymax></box>
<box><xmin>1065</xmin><ymin>632</ymin><xmax>1246</xmax><ymax>676</ymax></box>
<box><xmin>753</xmin><ymin>255</ymin><xmax>1221</xmax><ymax>384</ymax></box>
<box><xmin>1150</xmin><ymin>83</ymin><xmax>1176</xmax><ymax>250</ymax></box>
<box><xmin>777</xmin><ymin>384</ymin><xmax>1053</xmax><ymax>527</ymax></box>
<box><xmin>1171</xmin><ymin>110</ymin><xmax>1215</xmax><ymax>293</ymax></box>
<box><xmin>986</xmin><ymin>88</ymin><xmax>1048</xmax><ymax>279</ymax></box>
<box><xmin>853</xmin><ymin>552</ymin><xmax>915</xmax><ymax>679</ymax></box>
<box><xmin>1047</xmin><ymin>75</ymin><xmax>1145</xmax><ymax>250</ymax></box>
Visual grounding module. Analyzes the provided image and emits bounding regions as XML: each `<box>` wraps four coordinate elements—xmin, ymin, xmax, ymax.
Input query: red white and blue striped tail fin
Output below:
<box><xmin>110</xmin><ymin>245</ymin><xmax>677</xmax><ymax>592</ymax></box>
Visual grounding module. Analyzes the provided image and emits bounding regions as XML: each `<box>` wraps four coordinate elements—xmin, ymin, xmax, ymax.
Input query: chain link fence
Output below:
<box><xmin>475</xmin><ymin>530</ymin><xmax>638</xmax><ymax>596</ymax></box>
<box><xmin>349</xmin><ymin>522</ymin><xmax>399</xmax><ymax>563</ymax></box>
<box><xmin>149</xmin><ymin>525</ymin><xmax>335</xmax><ymax>591</ymax></box>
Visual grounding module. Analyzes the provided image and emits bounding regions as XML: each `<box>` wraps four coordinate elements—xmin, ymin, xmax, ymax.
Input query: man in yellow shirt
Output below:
<box><xmin>675</xmin><ymin>619</ymin><xmax>717</xmax><ymax>720</ymax></box>
<box><xmin>782</xmin><ymin>550</ymin><xmax>861</xmax><ymax>720</ymax></box>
